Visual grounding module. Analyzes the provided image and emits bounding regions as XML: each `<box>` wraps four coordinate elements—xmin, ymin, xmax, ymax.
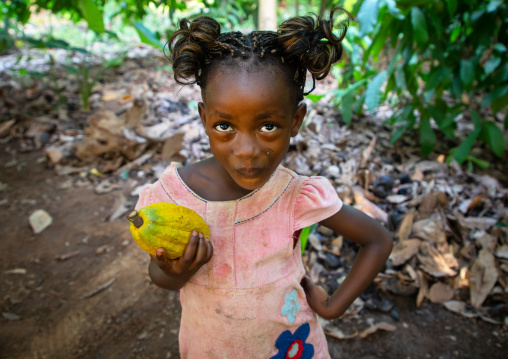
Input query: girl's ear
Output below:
<box><xmin>291</xmin><ymin>103</ymin><xmax>307</xmax><ymax>137</ymax></box>
<box><xmin>198</xmin><ymin>102</ymin><xmax>207</xmax><ymax>130</ymax></box>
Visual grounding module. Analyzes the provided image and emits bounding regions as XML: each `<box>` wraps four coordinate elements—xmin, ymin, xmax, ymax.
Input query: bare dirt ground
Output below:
<box><xmin>1</xmin><ymin>146</ymin><xmax>506</xmax><ymax>359</ymax></box>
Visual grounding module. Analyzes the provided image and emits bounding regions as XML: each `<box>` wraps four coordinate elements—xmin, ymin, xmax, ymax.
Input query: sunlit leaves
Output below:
<box><xmin>77</xmin><ymin>0</ymin><xmax>105</xmax><ymax>33</ymax></box>
<box><xmin>365</xmin><ymin>71</ymin><xmax>387</xmax><ymax>113</ymax></box>
<box><xmin>133</xmin><ymin>21</ymin><xmax>163</xmax><ymax>49</ymax></box>
<box><xmin>357</xmin><ymin>0</ymin><xmax>379</xmax><ymax>36</ymax></box>
<box><xmin>410</xmin><ymin>7</ymin><xmax>428</xmax><ymax>46</ymax></box>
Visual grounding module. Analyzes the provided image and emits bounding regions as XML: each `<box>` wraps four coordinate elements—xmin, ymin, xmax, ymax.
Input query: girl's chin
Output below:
<box><xmin>233</xmin><ymin>175</ymin><xmax>269</xmax><ymax>192</ymax></box>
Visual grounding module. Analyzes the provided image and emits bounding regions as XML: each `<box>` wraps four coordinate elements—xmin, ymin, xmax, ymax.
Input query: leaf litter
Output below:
<box><xmin>1</xmin><ymin>46</ymin><xmax>507</xmax><ymax>339</ymax></box>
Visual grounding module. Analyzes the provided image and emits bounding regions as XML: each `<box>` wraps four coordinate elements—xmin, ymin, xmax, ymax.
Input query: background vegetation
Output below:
<box><xmin>1</xmin><ymin>0</ymin><xmax>506</xmax><ymax>169</ymax></box>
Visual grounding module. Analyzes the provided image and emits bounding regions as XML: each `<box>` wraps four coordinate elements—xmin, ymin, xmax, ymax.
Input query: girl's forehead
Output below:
<box><xmin>204</xmin><ymin>65</ymin><xmax>295</xmax><ymax>103</ymax></box>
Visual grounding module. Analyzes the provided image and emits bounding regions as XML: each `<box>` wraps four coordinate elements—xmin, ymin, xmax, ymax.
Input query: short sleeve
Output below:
<box><xmin>134</xmin><ymin>184</ymin><xmax>155</xmax><ymax>210</ymax></box>
<box><xmin>293</xmin><ymin>176</ymin><xmax>343</xmax><ymax>231</ymax></box>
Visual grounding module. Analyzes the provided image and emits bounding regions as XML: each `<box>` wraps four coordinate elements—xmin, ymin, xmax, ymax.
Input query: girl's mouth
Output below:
<box><xmin>236</xmin><ymin>167</ymin><xmax>264</xmax><ymax>178</ymax></box>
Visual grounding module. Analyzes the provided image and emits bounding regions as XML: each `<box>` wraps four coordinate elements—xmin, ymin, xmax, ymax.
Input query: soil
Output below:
<box><xmin>0</xmin><ymin>146</ymin><xmax>506</xmax><ymax>359</ymax></box>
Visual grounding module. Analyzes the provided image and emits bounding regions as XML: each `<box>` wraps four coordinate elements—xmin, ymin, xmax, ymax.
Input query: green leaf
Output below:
<box><xmin>487</xmin><ymin>0</ymin><xmax>503</xmax><ymax>12</ymax></box>
<box><xmin>357</xmin><ymin>0</ymin><xmax>379</xmax><ymax>36</ymax></box>
<box><xmin>424</xmin><ymin>66</ymin><xmax>452</xmax><ymax>92</ymax></box>
<box><xmin>420</xmin><ymin>115</ymin><xmax>436</xmax><ymax>157</ymax></box>
<box><xmin>471</xmin><ymin>109</ymin><xmax>482</xmax><ymax>129</ymax></box>
<box><xmin>365</xmin><ymin>71</ymin><xmax>387</xmax><ymax>113</ymax></box>
<box><xmin>460</xmin><ymin>59</ymin><xmax>475</xmax><ymax>87</ymax></box>
<box><xmin>484</xmin><ymin>56</ymin><xmax>501</xmax><ymax>75</ymax></box>
<box><xmin>453</xmin><ymin>128</ymin><xmax>481</xmax><ymax>164</ymax></box>
<box><xmin>482</xmin><ymin>85</ymin><xmax>508</xmax><ymax>109</ymax></box>
<box><xmin>446</xmin><ymin>0</ymin><xmax>458</xmax><ymax>16</ymax></box>
<box><xmin>78</xmin><ymin>0</ymin><xmax>105</xmax><ymax>33</ymax></box>
<box><xmin>468</xmin><ymin>156</ymin><xmax>490</xmax><ymax>169</ymax></box>
<box><xmin>482</xmin><ymin>121</ymin><xmax>505</xmax><ymax>157</ymax></box>
<box><xmin>411</xmin><ymin>7</ymin><xmax>429</xmax><ymax>46</ymax></box>
<box><xmin>395</xmin><ymin>64</ymin><xmax>406</xmax><ymax>89</ymax></box>
<box><xmin>306</xmin><ymin>94</ymin><xmax>326</xmax><ymax>103</ymax></box>
<box><xmin>367</xmin><ymin>24</ymin><xmax>389</xmax><ymax>60</ymax></box>
<box><xmin>133</xmin><ymin>21</ymin><xmax>163</xmax><ymax>49</ymax></box>
<box><xmin>391</xmin><ymin>125</ymin><xmax>407</xmax><ymax>144</ymax></box>
<box><xmin>492</xmin><ymin>91</ymin><xmax>508</xmax><ymax>113</ymax></box>
<box><xmin>494</xmin><ymin>43</ymin><xmax>507</xmax><ymax>53</ymax></box>
<box><xmin>341</xmin><ymin>91</ymin><xmax>354</xmax><ymax>124</ymax></box>
<box><xmin>64</xmin><ymin>65</ymin><xmax>80</xmax><ymax>75</ymax></box>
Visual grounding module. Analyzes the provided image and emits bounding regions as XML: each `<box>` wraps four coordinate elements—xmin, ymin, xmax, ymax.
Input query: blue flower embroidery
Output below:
<box><xmin>281</xmin><ymin>289</ymin><xmax>300</xmax><ymax>324</ymax></box>
<box><xmin>270</xmin><ymin>323</ymin><xmax>314</xmax><ymax>359</ymax></box>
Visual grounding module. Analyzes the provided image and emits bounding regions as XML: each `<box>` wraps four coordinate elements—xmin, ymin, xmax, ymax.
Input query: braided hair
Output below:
<box><xmin>167</xmin><ymin>8</ymin><xmax>351</xmax><ymax>104</ymax></box>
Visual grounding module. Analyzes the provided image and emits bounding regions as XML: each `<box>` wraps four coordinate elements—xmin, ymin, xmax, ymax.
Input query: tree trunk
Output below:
<box><xmin>319</xmin><ymin>0</ymin><xmax>328</xmax><ymax>18</ymax></box>
<box><xmin>258</xmin><ymin>0</ymin><xmax>277</xmax><ymax>31</ymax></box>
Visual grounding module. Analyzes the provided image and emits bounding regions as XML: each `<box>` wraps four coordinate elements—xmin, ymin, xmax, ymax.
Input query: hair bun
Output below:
<box><xmin>277</xmin><ymin>7</ymin><xmax>350</xmax><ymax>80</ymax></box>
<box><xmin>168</xmin><ymin>17</ymin><xmax>222</xmax><ymax>85</ymax></box>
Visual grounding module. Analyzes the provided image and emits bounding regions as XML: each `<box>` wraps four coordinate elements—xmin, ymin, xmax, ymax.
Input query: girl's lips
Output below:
<box><xmin>236</xmin><ymin>167</ymin><xmax>264</xmax><ymax>177</ymax></box>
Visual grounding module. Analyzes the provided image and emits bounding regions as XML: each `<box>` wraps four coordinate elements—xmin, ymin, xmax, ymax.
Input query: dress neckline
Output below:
<box><xmin>171</xmin><ymin>162</ymin><xmax>280</xmax><ymax>204</ymax></box>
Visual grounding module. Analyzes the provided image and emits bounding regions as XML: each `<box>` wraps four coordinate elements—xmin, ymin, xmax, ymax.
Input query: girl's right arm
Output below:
<box><xmin>149</xmin><ymin>231</ymin><xmax>213</xmax><ymax>290</ymax></box>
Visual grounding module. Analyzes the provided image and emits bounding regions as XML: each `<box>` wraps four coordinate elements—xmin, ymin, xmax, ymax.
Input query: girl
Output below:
<box><xmin>135</xmin><ymin>9</ymin><xmax>393</xmax><ymax>359</ymax></box>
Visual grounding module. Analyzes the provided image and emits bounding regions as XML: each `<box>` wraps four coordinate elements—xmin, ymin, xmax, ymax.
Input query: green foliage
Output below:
<box><xmin>331</xmin><ymin>0</ymin><xmax>507</xmax><ymax>167</ymax></box>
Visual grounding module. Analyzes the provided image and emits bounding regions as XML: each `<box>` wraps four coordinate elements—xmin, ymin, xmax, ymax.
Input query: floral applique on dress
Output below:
<box><xmin>270</xmin><ymin>323</ymin><xmax>314</xmax><ymax>359</ymax></box>
<box><xmin>281</xmin><ymin>288</ymin><xmax>301</xmax><ymax>324</ymax></box>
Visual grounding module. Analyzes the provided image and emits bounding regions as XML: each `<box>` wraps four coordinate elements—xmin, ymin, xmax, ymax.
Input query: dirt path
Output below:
<box><xmin>0</xmin><ymin>147</ymin><xmax>506</xmax><ymax>359</ymax></box>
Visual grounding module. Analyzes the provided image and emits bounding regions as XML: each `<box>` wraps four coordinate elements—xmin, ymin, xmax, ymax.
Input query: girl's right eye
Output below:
<box><xmin>215</xmin><ymin>123</ymin><xmax>233</xmax><ymax>132</ymax></box>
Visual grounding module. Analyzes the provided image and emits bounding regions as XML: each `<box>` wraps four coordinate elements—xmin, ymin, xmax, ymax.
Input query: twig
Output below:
<box><xmin>80</xmin><ymin>277</ymin><xmax>116</xmax><ymax>299</ymax></box>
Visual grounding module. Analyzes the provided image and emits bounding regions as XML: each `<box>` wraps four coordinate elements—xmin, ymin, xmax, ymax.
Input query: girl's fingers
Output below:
<box><xmin>191</xmin><ymin>233</ymin><xmax>207</xmax><ymax>268</ymax></box>
<box><xmin>181</xmin><ymin>231</ymin><xmax>200</xmax><ymax>264</ymax></box>
<box><xmin>205</xmin><ymin>239</ymin><xmax>213</xmax><ymax>263</ymax></box>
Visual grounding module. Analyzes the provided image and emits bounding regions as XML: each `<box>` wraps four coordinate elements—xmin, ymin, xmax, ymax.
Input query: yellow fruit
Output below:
<box><xmin>127</xmin><ymin>202</ymin><xmax>210</xmax><ymax>259</ymax></box>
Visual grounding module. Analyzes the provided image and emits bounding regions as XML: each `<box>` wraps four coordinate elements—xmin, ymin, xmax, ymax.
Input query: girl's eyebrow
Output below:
<box><xmin>210</xmin><ymin>111</ymin><xmax>233</xmax><ymax>120</ymax></box>
<box><xmin>209</xmin><ymin>111</ymin><xmax>285</xmax><ymax>121</ymax></box>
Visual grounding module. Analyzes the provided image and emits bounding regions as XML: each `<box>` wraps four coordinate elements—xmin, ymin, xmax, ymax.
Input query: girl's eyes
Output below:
<box><xmin>259</xmin><ymin>123</ymin><xmax>278</xmax><ymax>133</ymax></box>
<box><xmin>215</xmin><ymin>123</ymin><xmax>233</xmax><ymax>132</ymax></box>
<box><xmin>213</xmin><ymin>123</ymin><xmax>279</xmax><ymax>133</ymax></box>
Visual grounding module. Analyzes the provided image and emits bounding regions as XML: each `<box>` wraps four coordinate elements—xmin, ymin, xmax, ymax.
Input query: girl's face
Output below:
<box><xmin>198</xmin><ymin>66</ymin><xmax>307</xmax><ymax>191</ymax></box>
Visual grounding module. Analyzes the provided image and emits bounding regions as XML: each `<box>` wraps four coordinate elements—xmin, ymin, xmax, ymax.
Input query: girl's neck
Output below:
<box><xmin>178</xmin><ymin>157</ymin><xmax>255</xmax><ymax>202</ymax></box>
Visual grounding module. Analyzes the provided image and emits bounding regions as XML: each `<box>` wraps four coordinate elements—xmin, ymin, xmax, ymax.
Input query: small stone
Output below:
<box><xmin>326</xmin><ymin>165</ymin><xmax>340</xmax><ymax>178</ymax></box>
<box><xmin>323</xmin><ymin>253</ymin><xmax>341</xmax><ymax>269</ymax></box>
<box><xmin>373</xmin><ymin>185</ymin><xmax>388</xmax><ymax>199</ymax></box>
<box><xmin>390</xmin><ymin>308</ymin><xmax>400</xmax><ymax>320</ymax></box>
<box><xmin>399</xmin><ymin>173</ymin><xmax>412</xmax><ymax>184</ymax></box>
<box><xmin>2</xmin><ymin>312</ymin><xmax>20</xmax><ymax>320</ymax></box>
<box><xmin>28</xmin><ymin>209</ymin><xmax>53</xmax><ymax>234</ymax></box>
<box><xmin>377</xmin><ymin>175</ymin><xmax>395</xmax><ymax>190</ymax></box>
<box><xmin>318</xmin><ymin>226</ymin><xmax>334</xmax><ymax>238</ymax></box>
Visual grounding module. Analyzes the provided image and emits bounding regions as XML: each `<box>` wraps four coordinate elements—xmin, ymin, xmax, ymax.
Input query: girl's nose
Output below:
<box><xmin>234</xmin><ymin>133</ymin><xmax>261</xmax><ymax>159</ymax></box>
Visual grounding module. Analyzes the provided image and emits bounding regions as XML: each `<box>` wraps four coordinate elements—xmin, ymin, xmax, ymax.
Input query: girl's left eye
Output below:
<box><xmin>260</xmin><ymin>123</ymin><xmax>278</xmax><ymax>133</ymax></box>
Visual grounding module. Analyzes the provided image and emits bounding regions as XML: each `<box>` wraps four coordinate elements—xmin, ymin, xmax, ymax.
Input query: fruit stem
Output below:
<box><xmin>127</xmin><ymin>210</ymin><xmax>143</xmax><ymax>228</ymax></box>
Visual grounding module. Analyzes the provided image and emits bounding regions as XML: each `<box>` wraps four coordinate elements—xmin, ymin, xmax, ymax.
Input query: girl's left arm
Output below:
<box><xmin>301</xmin><ymin>204</ymin><xmax>393</xmax><ymax>320</ymax></box>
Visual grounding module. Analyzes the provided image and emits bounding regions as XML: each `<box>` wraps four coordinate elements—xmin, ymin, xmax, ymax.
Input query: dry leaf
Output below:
<box><xmin>416</xmin><ymin>270</ymin><xmax>428</xmax><ymax>308</ymax></box>
<box><xmin>417</xmin><ymin>242</ymin><xmax>457</xmax><ymax>277</ymax></box>
<box><xmin>469</xmin><ymin>249</ymin><xmax>498</xmax><ymax>308</ymax></box>
<box><xmin>413</xmin><ymin>218</ymin><xmax>447</xmax><ymax>245</ymax></box>
<box><xmin>495</xmin><ymin>244</ymin><xmax>508</xmax><ymax>259</ymax></box>
<box><xmin>419</xmin><ymin>191</ymin><xmax>438</xmax><ymax>218</ymax></box>
<box><xmin>473</xmin><ymin>231</ymin><xmax>497</xmax><ymax>251</ymax></box>
<box><xmin>361</xmin><ymin>136</ymin><xmax>376</xmax><ymax>168</ymax></box>
<box><xmin>466</xmin><ymin>194</ymin><xmax>488</xmax><ymax>212</ymax></box>
<box><xmin>161</xmin><ymin>133</ymin><xmax>185</xmax><ymax>162</ymax></box>
<box><xmin>428</xmin><ymin>282</ymin><xmax>455</xmax><ymax>303</ymax></box>
<box><xmin>443</xmin><ymin>300</ymin><xmax>477</xmax><ymax>319</ymax></box>
<box><xmin>389</xmin><ymin>239</ymin><xmax>421</xmax><ymax>266</ymax></box>
<box><xmin>359</xmin><ymin>320</ymin><xmax>397</xmax><ymax>338</ymax></box>
<box><xmin>398</xmin><ymin>209</ymin><xmax>415</xmax><ymax>242</ymax></box>
<box><xmin>353</xmin><ymin>186</ymin><xmax>388</xmax><ymax>222</ymax></box>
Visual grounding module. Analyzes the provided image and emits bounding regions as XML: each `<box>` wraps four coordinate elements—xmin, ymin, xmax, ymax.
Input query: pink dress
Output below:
<box><xmin>135</xmin><ymin>162</ymin><xmax>343</xmax><ymax>359</ymax></box>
